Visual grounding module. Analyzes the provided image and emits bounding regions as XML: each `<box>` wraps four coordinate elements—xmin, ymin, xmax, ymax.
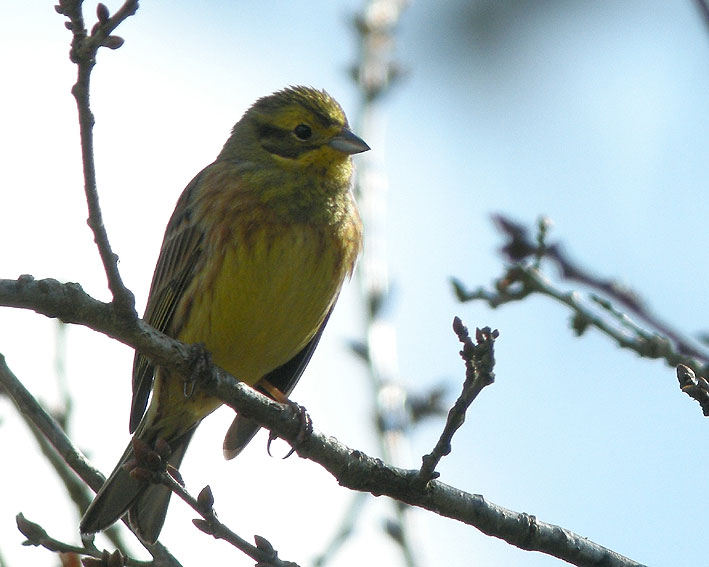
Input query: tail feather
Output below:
<box><xmin>80</xmin><ymin>428</ymin><xmax>196</xmax><ymax>544</ymax></box>
<box><xmin>79</xmin><ymin>442</ymin><xmax>144</xmax><ymax>536</ymax></box>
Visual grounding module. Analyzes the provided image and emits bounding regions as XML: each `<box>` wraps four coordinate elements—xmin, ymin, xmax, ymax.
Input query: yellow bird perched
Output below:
<box><xmin>80</xmin><ymin>86</ymin><xmax>368</xmax><ymax>544</ymax></box>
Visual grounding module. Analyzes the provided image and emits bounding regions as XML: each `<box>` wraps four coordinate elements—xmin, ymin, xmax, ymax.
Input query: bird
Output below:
<box><xmin>79</xmin><ymin>86</ymin><xmax>368</xmax><ymax>544</ymax></box>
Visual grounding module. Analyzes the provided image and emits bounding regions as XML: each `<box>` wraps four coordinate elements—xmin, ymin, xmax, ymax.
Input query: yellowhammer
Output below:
<box><xmin>80</xmin><ymin>86</ymin><xmax>368</xmax><ymax>543</ymax></box>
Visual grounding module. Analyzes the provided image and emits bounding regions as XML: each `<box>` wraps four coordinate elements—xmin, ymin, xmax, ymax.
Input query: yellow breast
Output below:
<box><xmin>178</xmin><ymin>222</ymin><xmax>352</xmax><ymax>385</ymax></box>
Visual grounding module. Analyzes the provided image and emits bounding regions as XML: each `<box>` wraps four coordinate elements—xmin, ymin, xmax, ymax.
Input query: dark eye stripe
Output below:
<box><xmin>258</xmin><ymin>124</ymin><xmax>316</xmax><ymax>159</ymax></box>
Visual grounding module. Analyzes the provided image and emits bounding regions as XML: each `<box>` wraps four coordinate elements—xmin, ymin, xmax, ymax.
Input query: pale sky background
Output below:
<box><xmin>1</xmin><ymin>2</ymin><xmax>709</xmax><ymax>566</ymax></box>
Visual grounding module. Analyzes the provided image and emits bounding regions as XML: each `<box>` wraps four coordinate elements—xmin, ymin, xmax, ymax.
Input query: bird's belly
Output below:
<box><xmin>179</xmin><ymin>224</ymin><xmax>345</xmax><ymax>385</ymax></box>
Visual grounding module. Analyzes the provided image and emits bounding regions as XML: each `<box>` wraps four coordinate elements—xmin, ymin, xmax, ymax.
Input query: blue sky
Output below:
<box><xmin>1</xmin><ymin>2</ymin><xmax>708</xmax><ymax>566</ymax></box>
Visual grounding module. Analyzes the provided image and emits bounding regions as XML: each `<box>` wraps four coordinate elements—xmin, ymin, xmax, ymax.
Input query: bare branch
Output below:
<box><xmin>161</xmin><ymin>477</ymin><xmax>299</xmax><ymax>567</ymax></box>
<box><xmin>416</xmin><ymin>319</ymin><xmax>497</xmax><ymax>487</ymax></box>
<box><xmin>491</xmin><ymin>214</ymin><xmax>709</xmax><ymax>364</ymax></box>
<box><xmin>1</xmin><ymin>279</ymin><xmax>646</xmax><ymax>566</ymax></box>
<box><xmin>11</xmin><ymin>344</ymin><xmax>132</xmax><ymax>554</ymax></box>
<box><xmin>0</xmin><ymin>353</ymin><xmax>103</xmax><ymax>491</ymax></box>
<box><xmin>452</xmin><ymin>216</ymin><xmax>709</xmax><ymax>409</ymax></box>
<box><xmin>54</xmin><ymin>0</ymin><xmax>139</xmax><ymax>313</ymax></box>
<box><xmin>0</xmin><ymin>355</ymin><xmax>181</xmax><ymax>566</ymax></box>
<box><xmin>0</xmin><ymin>276</ymin><xmax>190</xmax><ymax>377</ymax></box>
<box><xmin>202</xmin><ymin>354</ymin><xmax>646</xmax><ymax>567</ymax></box>
<box><xmin>17</xmin><ymin>513</ymin><xmax>148</xmax><ymax>567</ymax></box>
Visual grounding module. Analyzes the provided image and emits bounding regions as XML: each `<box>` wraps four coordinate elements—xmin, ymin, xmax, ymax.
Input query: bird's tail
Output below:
<box><xmin>80</xmin><ymin>426</ymin><xmax>196</xmax><ymax>544</ymax></box>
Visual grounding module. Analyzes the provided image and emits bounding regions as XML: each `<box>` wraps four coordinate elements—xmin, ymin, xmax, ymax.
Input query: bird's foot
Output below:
<box><xmin>267</xmin><ymin>400</ymin><xmax>313</xmax><ymax>459</ymax></box>
<box><xmin>124</xmin><ymin>437</ymin><xmax>182</xmax><ymax>485</ymax></box>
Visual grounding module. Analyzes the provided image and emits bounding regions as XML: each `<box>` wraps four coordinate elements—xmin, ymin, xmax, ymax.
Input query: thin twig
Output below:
<box><xmin>0</xmin><ymin>276</ymin><xmax>181</xmax><ymax>374</ymax></box>
<box><xmin>452</xmin><ymin>216</ymin><xmax>709</xmax><ymax>404</ymax></box>
<box><xmin>16</xmin><ymin>514</ymin><xmax>148</xmax><ymax>567</ymax></box>
<box><xmin>160</xmin><ymin>476</ymin><xmax>298</xmax><ymax>567</ymax></box>
<box><xmin>38</xmin><ymin>321</ymin><xmax>130</xmax><ymax>552</ymax></box>
<box><xmin>0</xmin><ymin>353</ymin><xmax>103</xmax><ymax>491</ymax></box>
<box><xmin>0</xmin><ymin>354</ymin><xmax>181</xmax><ymax>566</ymax></box>
<box><xmin>491</xmin><ymin>214</ymin><xmax>709</xmax><ymax>363</ymax></box>
<box><xmin>55</xmin><ymin>0</ymin><xmax>139</xmax><ymax>314</ymax></box>
<box><xmin>455</xmin><ymin>265</ymin><xmax>707</xmax><ymax>376</ymax></box>
<box><xmin>24</xmin><ymin>409</ymin><xmax>130</xmax><ymax>553</ymax></box>
<box><xmin>415</xmin><ymin>319</ymin><xmax>497</xmax><ymax>487</ymax></box>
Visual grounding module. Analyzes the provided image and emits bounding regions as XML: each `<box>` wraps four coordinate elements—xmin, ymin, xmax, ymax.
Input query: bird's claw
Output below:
<box><xmin>267</xmin><ymin>401</ymin><xmax>313</xmax><ymax>459</ymax></box>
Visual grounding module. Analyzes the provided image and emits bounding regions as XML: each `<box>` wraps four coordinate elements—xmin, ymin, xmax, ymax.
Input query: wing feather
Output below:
<box><xmin>129</xmin><ymin>172</ymin><xmax>207</xmax><ymax>432</ymax></box>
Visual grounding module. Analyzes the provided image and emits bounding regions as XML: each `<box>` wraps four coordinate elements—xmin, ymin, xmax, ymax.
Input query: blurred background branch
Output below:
<box><xmin>453</xmin><ymin>214</ymin><xmax>709</xmax><ymax>411</ymax></box>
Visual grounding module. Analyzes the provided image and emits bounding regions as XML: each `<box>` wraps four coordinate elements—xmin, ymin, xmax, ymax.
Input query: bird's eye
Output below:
<box><xmin>294</xmin><ymin>124</ymin><xmax>312</xmax><ymax>140</ymax></box>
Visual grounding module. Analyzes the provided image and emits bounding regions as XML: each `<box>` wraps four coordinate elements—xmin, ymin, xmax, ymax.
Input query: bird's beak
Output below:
<box><xmin>329</xmin><ymin>127</ymin><xmax>370</xmax><ymax>155</ymax></box>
